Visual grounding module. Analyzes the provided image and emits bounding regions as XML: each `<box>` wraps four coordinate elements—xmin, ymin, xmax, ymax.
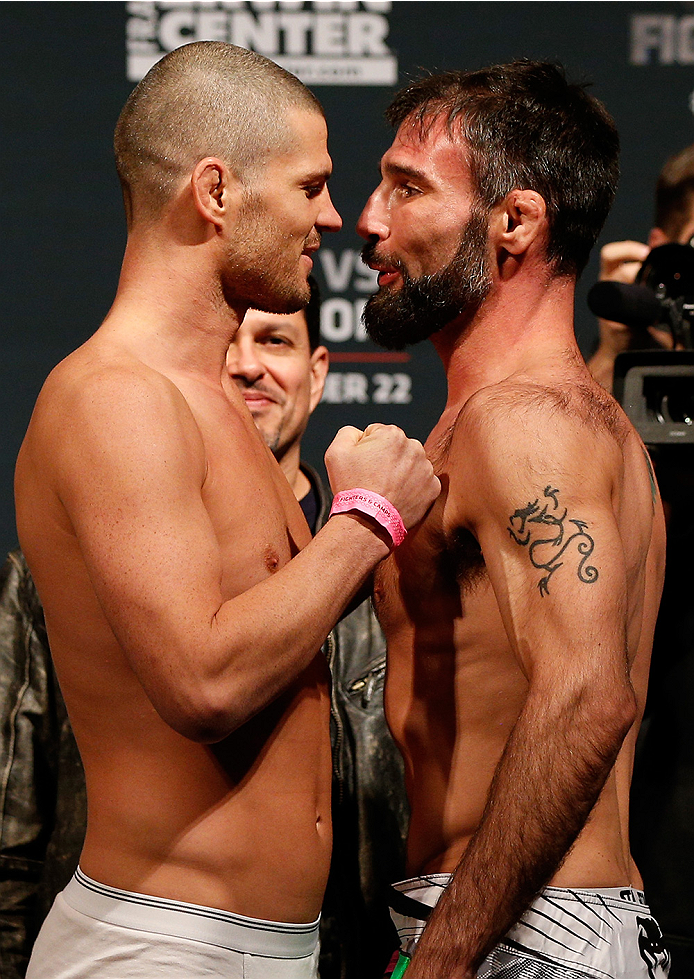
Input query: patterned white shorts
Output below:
<box><xmin>389</xmin><ymin>874</ymin><xmax>670</xmax><ymax>978</ymax></box>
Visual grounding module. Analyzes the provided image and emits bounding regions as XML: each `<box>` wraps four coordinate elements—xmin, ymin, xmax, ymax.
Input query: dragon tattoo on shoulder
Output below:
<box><xmin>508</xmin><ymin>485</ymin><xmax>599</xmax><ymax>597</ymax></box>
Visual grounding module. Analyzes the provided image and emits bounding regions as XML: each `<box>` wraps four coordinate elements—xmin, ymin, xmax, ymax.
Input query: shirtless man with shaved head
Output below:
<box><xmin>14</xmin><ymin>42</ymin><xmax>438</xmax><ymax>979</ymax></box>
<box><xmin>357</xmin><ymin>62</ymin><xmax>671</xmax><ymax>979</ymax></box>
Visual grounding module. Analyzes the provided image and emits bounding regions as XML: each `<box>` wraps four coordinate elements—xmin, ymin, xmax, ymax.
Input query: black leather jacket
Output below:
<box><xmin>0</xmin><ymin>474</ymin><xmax>408</xmax><ymax>979</ymax></box>
<box><xmin>0</xmin><ymin>550</ymin><xmax>86</xmax><ymax>979</ymax></box>
<box><xmin>308</xmin><ymin>466</ymin><xmax>408</xmax><ymax>979</ymax></box>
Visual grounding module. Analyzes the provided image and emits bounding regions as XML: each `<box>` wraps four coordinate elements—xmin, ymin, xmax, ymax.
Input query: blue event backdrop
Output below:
<box><xmin>2</xmin><ymin>1</ymin><xmax>693</xmax><ymax>556</ymax></box>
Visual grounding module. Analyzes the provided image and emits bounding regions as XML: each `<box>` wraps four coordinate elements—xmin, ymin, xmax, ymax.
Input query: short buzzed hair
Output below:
<box><xmin>114</xmin><ymin>41</ymin><xmax>323</xmax><ymax>222</ymax></box>
<box><xmin>654</xmin><ymin>143</ymin><xmax>694</xmax><ymax>241</ymax></box>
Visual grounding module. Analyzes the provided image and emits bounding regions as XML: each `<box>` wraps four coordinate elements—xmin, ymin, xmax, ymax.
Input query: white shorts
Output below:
<box><xmin>26</xmin><ymin>867</ymin><xmax>320</xmax><ymax>978</ymax></box>
<box><xmin>390</xmin><ymin>874</ymin><xmax>670</xmax><ymax>978</ymax></box>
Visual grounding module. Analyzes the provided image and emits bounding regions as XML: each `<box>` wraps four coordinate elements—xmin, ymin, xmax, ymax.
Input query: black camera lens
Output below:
<box><xmin>637</xmin><ymin>243</ymin><xmax>694</xmax><ymax>300</ymax></box>
<box><xmin>644</xmin><ymin>375</ymin><xmax>694</xmax><ymax>425</ymax></box>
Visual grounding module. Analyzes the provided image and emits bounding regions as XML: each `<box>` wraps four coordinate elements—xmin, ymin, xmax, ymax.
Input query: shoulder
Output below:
<box><xmin>446</xmin><ymin>376</ymin><xmax>628</xmax><ymax>525</ymax></box>
<box><xmin>26</xmin><ymin>345</ymin><xmax>206</xmax><ymax>489</ymax></box>
<box><xmin>41</xmin><ymin>344</ymin><xmax>187</xmax><ymax>420</ymax></box>
<box><xmin>37</xmin><ymin>342</ymin><xmax>197</xmax><ymax>440</ymax></box>
<box><xmin>455</xmin><ymin>375</ymin><xmax>627</xmax><ymax>466</ymax></box>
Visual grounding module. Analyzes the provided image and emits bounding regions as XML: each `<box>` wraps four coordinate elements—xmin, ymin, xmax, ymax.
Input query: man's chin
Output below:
<box><xmin>254</xmin><ymin>295</ymin><xmax>307</xmax><ymax>316</ymax></box>
<box><xmin>247</xmin><ymin>274</ymin><xmax>311</xmax><ymax>316</ymax></box>
<box><xmin>250</xmin><ymin>420</ymin><xmax>280</xmax><ymax>451</ymax></box>
<box><xmin>363</xmin><ymin>291</ymin><xmax>442</xmax><ymax>350</ymax></box>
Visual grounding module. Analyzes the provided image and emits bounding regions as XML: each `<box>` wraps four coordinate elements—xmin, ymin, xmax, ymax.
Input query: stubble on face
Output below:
<box><xmin>242</xmin><ymin>393</ymin><xmax>286</xmax><ymax>454</ymax></box>
<box><xmin>361</xmin><ymin>207</ymin><xmax>493</xmax><ymax>350</ymax></box>
<box><xmin>222</xmin><ymin>191</ymin><xmax>317</xmax><ymax>315</ymax></box>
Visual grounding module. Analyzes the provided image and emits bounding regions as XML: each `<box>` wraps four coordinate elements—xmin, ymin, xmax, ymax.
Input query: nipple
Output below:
<box><xmin>264</xmin><ymin>546</ymin><xmax>280</xmax><ymax>573</ymax></box>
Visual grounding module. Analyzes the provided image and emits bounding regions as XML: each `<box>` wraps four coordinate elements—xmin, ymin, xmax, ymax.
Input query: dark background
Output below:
<box><xmin>2</xmin><ymin>1</ymin><xmax>693</xmax><ymax>557</ymax></box>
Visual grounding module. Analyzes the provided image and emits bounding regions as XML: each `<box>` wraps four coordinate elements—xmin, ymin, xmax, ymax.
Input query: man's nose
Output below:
<box><xmin>227</xmin><ymin>339</ymin><xmax>265</xmax><ymax>384</ymax></box>
<box><xmin>317</xmin><ymin>187</ymin><xmax>342</xmax><ymax>233</ymax></box>
<box><xmin>356</xmin><ymin>189</ymin><xmax>389</xmax><ymax>242</ymax></box>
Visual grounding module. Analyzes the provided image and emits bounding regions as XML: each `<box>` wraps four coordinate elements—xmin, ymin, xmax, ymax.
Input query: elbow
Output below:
<box><xmin>583</xmin><ymin>678</ymin><xmax>637</xmax><ymax>762</ymax></box>
<box><xmin>613</xmin><ymin>681</ymin><xmax>638</xmax><ymax>743</ymax></box>
<box><xmin>155</xmin><ymin>685</ymin><xmax>246</xmax><ymax>744</ymax></box>
<box><xmin>606</xmin><ymin>670</ymin><xmax>638</xmax><ymax>741</ymax></box>
<box><xmin>621</xmin><ymin>681</ymin><xmax>638</xmax><ymax>731</ymax></box>
<box><xmin>173</xmin><ymin>714</ymin><xmax>238</xmax><ymax>745</ymax></box>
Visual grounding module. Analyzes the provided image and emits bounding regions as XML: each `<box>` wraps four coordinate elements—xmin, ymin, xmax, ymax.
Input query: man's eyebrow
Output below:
<box><xmin>381</xmin><ymin>160</ymin><xmax>433</xmax><ymax>188</ymax></box>
<box><xmin>302</xmin><ymin>166</ymin><xmax>333</xmax><ymax>185</ymax></box>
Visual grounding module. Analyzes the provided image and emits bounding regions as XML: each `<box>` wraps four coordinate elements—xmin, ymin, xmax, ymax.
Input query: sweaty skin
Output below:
<box><xmin>14</xmin><ymin>104</ymin><xmax>439</xmax><ymax>929</ymax></box>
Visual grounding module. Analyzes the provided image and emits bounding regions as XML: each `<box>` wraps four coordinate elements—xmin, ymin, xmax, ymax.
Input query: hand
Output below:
<box><xmin>599</xmin><ymin>240</ymin><xmax>650</xmax><ymax>284</ymax></box>
<box><xmin>325</xmin><ymin>424</ymin><xmax>440</xmax><ymax>529</ymax></box>
<box><xmin>405</xmin><ymin>951</ymin><xmax>474</xmax><ymax>979</ymax></box>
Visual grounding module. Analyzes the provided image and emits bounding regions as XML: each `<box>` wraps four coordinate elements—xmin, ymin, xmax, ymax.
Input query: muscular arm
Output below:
<box><xmin>18</xmin><ymin>366</ymin><xmax>438</xmax><ymax>744</ymax></box>
<box><xmin>408</xmin><ymin>398</ymin><xmax>639</xmax><ymax>979</ymax></box>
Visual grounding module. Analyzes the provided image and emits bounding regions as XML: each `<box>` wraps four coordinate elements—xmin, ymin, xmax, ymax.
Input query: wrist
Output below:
<box><xmin>329</xmin><ymin>488</ymin><xmax>407</xmax><ymax>549</ymax></box>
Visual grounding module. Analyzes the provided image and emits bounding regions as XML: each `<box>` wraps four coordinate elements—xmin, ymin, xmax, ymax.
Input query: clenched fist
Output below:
<box><xmin>325</xmin><ymin>424</ymin><xmax>440</xmax><ymax>530</ymax></box>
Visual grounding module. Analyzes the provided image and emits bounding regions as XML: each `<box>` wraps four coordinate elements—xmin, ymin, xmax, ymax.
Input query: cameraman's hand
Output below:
<box><xmin>588</xmin><ymin>240</ymin><xmax>651</xmax><ymax>391</ymax></box>
<box><xmin>325</xmin><ymin>424</ymin><xmax>440</xmax><ymax>530</ymax></box>
<box><xmin>599</xmin><ymin>240</ymin><xmax>650</xmax><ymax>284</ymax></box>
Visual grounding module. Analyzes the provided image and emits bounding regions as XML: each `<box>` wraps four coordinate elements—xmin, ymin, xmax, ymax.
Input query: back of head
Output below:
<box><xmin>655</xmin><ymin>143</ymin><xmax>694</xmax><ymax>241</ymax></box>
<box><xmin>386</xmin><ymin>60</ymin><xmax>620</xmax><ymax>278</ymax></box>
<box><xmin>114</xmin><ymin>41</ymin><xmax>323</xmax><ymax>224</ymax></box>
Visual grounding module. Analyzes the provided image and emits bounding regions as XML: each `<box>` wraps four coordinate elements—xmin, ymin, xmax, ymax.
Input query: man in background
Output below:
<box><xmin>0</xmin><ymin>283</ymin><xmax>408</xmax><ymax>979</ymax></box>
<box><xmin>587</xmin><ymin>143</ymin><xmax>694</xmax><ymax>390</ymax></box>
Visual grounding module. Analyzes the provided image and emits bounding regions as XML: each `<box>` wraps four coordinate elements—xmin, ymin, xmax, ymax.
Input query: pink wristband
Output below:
<box><xmin>329</xmin><ymin>489</ymin><xmax>407</xmax><ymax>547</ymax></box>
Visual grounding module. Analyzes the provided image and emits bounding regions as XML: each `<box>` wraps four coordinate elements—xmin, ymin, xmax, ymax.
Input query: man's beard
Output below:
<box><xmin>361</xmin><ymin>208</ymin><xmax>493</xmax><ymax>350</ymax></box>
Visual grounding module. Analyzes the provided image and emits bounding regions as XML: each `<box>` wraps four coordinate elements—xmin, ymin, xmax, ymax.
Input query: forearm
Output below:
<box><xmin>132</xmin><ymin>513</ymin><xmax>390</xmax><ymax>742</ymax></box>
<box><xmin>409</xmin><ymin>681</ymin><xmax>635</xmax><ymax>978</ymax></box>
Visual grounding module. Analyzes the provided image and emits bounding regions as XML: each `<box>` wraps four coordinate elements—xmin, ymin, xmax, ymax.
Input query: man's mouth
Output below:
<box><xmin>240</xmin><ymin>389</ymin><xmax>280</xmax><ymax>410</ymax></box>
<box><xmin>361</xmin><ymin>243</ymin><xmax>404</xmax><ymax>287</ymax></box>
<box><xmin>376</xmin><ymin>269</ymin><xmax>401</xmax><ymax>287</ymax></box>
<box><xmin>303</xmin><ymin>234</ymin><xmax>321</xmax><ymax>257</ymax></box>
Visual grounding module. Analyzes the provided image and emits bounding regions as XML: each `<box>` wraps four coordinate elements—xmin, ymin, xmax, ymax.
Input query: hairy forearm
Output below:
<box><xmin>408</xmin><ymin>680</ymin><xmax>636</xmax><ymax>979</ymax></box>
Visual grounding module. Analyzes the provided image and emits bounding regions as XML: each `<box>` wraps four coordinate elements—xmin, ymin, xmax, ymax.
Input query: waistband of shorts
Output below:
<box><xmin>542</xmin><ymin>884</ymin><xmax>651</xmax><ymax>913</ymax></box>
<box><xmin>62</xmin><ymin>867</ymin><xmax>320</xmax><ymax>959</ymax></box>
<box><xmin>391</xmin><ymin>875</ymin><xmax>651</xmax><ymax>915</ymax></box>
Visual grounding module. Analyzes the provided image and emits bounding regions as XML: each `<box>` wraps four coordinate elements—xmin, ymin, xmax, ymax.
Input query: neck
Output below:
<box><xmin>277</xmin><ymin>442</ymin><xmax>310</xmax><ymax>501</ymax></box>
<box><xmin>103</xmin><ymin>220</ymin><xmax>248</xmax><ymax>381</ymax></box>
<box><xmin>432</xmin><ymin>269</ymin><xmax>579</xmax><ymax>410</ymax></box>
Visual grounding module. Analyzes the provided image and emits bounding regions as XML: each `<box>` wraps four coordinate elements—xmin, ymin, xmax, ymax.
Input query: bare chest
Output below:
<box><xmin>373</xmin><ymin>479</ymin><xmax>488</xmax><ymax>635</ymax></box>
<box><xmin>374</xmin><ymin>466</ymin><xmax>526</xmax><ymax>736</ymax></box>
<box><xmin>191</xmin><ymin>396</ymin><xmax>309</xmax><ymax>598</ymax></box>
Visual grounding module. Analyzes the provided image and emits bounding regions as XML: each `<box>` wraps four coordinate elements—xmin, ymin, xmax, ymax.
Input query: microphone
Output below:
<box><xmin>587</xmin><ymin>281</ymin><xmax>662</xmax><ymax>329</ymax></box>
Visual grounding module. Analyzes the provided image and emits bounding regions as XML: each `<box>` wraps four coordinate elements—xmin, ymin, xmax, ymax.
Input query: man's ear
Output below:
<box><xmin>494</xmin><ymin>189</ymin><xmax>547</xmax><ymax>257</ymax></box>
<box><xmin>190</xmin><ymin>157</ymin><xmax>241</xmax><ymax>229</ymax></box>
<box><xmin>309</xmin><ymin>346</ymin><xmax>329</xmax><ymax>413</ymax></box>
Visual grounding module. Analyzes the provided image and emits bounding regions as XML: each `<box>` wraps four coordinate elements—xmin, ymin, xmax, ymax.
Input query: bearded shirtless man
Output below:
<box><xmin>357</xmin><ymin>62</ymin><xmax>671</xmax><ymax>979</ymax></box>
<box><xmin>14</xmin><ymin>42</ymin><xmax>439</xmax><ymax>979</ymax></box>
